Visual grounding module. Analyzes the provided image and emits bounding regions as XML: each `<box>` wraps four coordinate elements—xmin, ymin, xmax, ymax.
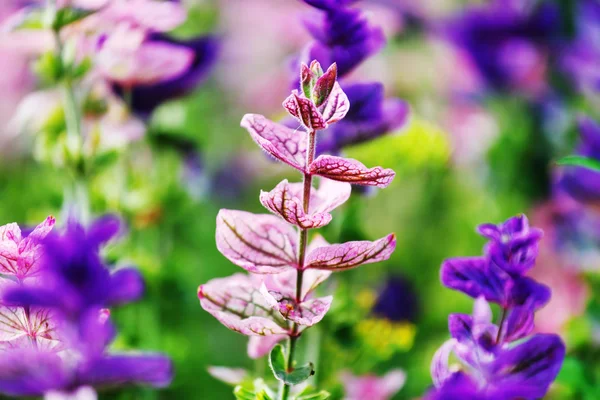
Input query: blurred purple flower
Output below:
<box><xmin>4</xmin><ymin>216</ymin><xmax>144</xmax><ymax>319</ymax></box>
<box><xmin>317</xmin><ymin>83</ymin><xmax>409</xmax><ymax>154</ymax></box>
<box><xmin>0</xmin><ymin>216</ymin><xmax>172</xmax><ymax>397</ymax></box>
<box><xmin>560</xmin><ymin>0</ymin><xmax>600</xmax><ymax>96</ymax></box>
<box><xmin>293</xmin><ymin>1</ymin><xmax>409</xmax><ymax>154</ymax></box>
<box><xmin>371</xmin><ymin>275</ymin><xmax>418</xmax><ymax>323</ymax></box>
<box><xmin>300</xmin><ymin>6</ymin><xmax>385</xmax><ymax>78</ymax></box>
<box><xmin>558</xmin><ymin>117</ymin><xmax>600</xmax><ymax>203</ymax></box>
<box><xmin>447</xmin><ymin>0</ymin><xmax>559</xmax><ymax>95</ymax></box>
<box><xmin>113</xmin><ymin>35</ymin><xmax>219</xmax><ymax>115</ymax></box>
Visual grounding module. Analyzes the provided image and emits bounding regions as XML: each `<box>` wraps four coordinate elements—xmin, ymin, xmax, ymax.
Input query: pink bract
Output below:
<box><xmin>240</xmin><ymin>114</ymin><xmax>308</xmax><ymax>172</ymax></box>
<box><xmin>259</xmin><ymin>178</ymin><xmax>351</xmax><ymax>229</ymax></box>
<box><xmin>309</xmin><ymin>156</ymin><xmax>396</xmax><ymax>188</ymax></box>
<box><xmin>341</xmin><ymin>369</ymin><xmax>406</xmax><ymax>400</ymax></box>
<box><xmin>215</xmin><ymin>210</ymin><xmax>298</xmax><ymax>274</ymax></box>
<box><xmin>197</xmin><ymin>273</ymin><xmax>289</xmax><ymax>336</ymax></box>
<box><xmin>0</xmin><ymin>216</ymin><xmax>55</xmax><ymax>280</ymax></box>
<box><xmin>305</xmin><ymin>234</ymin><xmax>396</xmax><ymax>271</ymax></box>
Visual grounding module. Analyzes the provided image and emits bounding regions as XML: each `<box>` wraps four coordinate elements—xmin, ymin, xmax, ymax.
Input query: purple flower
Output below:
<box><xmin>478</xmin><ymin>214</ymin><xmax>543</xmax><ymax>276</ymax></box>
<box><xmin>0</xmin><ymin>216</ymin><xmax>172</xmax><ymax>397</ymax></box>
<box><xmin>114</xmin><ymin>35</ymin><xmax>219</xmax><ymax>115</ymax></box>
<box><xmin>431</xmin><ymin>215</ymin><xmax>565</xmax><ymax>400</ymax></box>
<box><xmin>558</xmin><ymin>117</ymin><xmax>600</xmax><ymax>203</ymax></box>
<box><xmin>4</xmin><ymin>216</ymin><xmax>144</xmax><ymax>319</ymax></box>
<box><xmin>430</xmin><ymin>298</ymin><xmax>565</xmax><ymax>400</ymax></box>
<box><xmin>441</xmin><ymin>215</ymin><xmax>550</xmax><ymax>310</ymax></box>
<box><xmin>447</xmin><ymin>0</ymin><xmax>559</xmax><ymax>94</ymax></box>
<box><xmin>371</xmin><ymin>275</ymin><xmax>419</xmax><ymax>323</ymax></box>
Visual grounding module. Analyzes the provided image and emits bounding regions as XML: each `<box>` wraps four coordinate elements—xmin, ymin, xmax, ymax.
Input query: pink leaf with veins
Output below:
<box><xmin>0</xmin><ymin>305</ymin><xmax>60</xmax><ymax>351</ymax></box>
<box><xmin>260</xmin><ymin>283</ymin><xmax>333</xmax><ymax>327</ymax></box>
<box><xmin>198</xmin><ymin>273</ymin><xmax>289</xmax><ymax>336</ymax></box>
<box><xmin>309</xmin><ymin>155</ymin><xmax>395</xmax><ymax>188</ymax></box>
<box><xmin>282</xmin><ymin>91</ymin><xmax>327</xmax><ymax>131</ymax></box>
<box><xmin>260</xmin><ymin>179</ymin><xmax>351</xmax><ymax>229</ymax></box>
<box><xmin>305</xmin><ymin>234</ymin><xmax>396</xmax><ymax>271</ymax></box>
<box><xmin>240</xmin><ymin>114</ymin><xmax>307</xmax><ymax>172</ymax></box>
<box><xmin>216</xmin><ymin>210</ymin><xmax>298</xmax><ymax>274</ymax></box>
<box><xmin>320</xmin><ymin>82</ymin><xmax>349</xmax><ymax>124</ymax></box>
<box><xmin>0</xmin><ymin>216</ymin><xmax>55</xmax><ymax>279</ymax></box>
<box><xmin>247</xmin><ymin>334</ymin><xmax>287</xmax><ymax>359</ymax></box>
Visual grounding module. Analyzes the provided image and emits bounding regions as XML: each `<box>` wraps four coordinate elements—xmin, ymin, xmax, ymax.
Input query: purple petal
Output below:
<box><xmin>440</xmin><ymin>257</ymin><xmax>512</xmax><ymax>306</ymax></box>
<box><xmin>501</xmin><ymin>302</ymin><xmax>535</xmax><ymax>342</ymax></box>
<box><xmin>283</xmin><ymin>91</ymin><xmax>327</xmax><ymax>130</ymax></box>
<box><xmin>509</xmin><ymin>276</ymin><xmax>551</xmax><ymax>309</ymax></box>
<box><xmin>215</xmin><ymin>210</ymin><xmax>298</xmax><ymax>274</ymax></box>
<box><xmin>320</xmin><ymin>82</ymin><xmax>350</xmax><ymax>124</ymax></box>
<box><xmin>108</xmin><ymin>268</ymin><xmax>145</xmax><ymax>305</ymax></box>
<box><xmin>309</xmin><ymin>155</ymin><xmax>395</xmax><ymax>188</ymax></box>
<box><xmin>489</xmin><ymin>334</ymin><xmax>565</xmax><ymax>399</ymax></box>
<box><xmin>80</xmin><ymin>353</ymin><xmax>173</xmax><ymax>388</ymax></box>
<box><xmin>87</xmin><ymin>214</ymin><xmax>122</xmax><ymax>247</ymax></box>
<box><xmin>431</xmin><ymin>339</ymin><xmax>457</xmax><ymax>388</ymax></box>
<box><xmin>247</xmin><ymin>334</ymin><xmax>287</xmax><ymax>359</ymax></box>
<box><xmin>240</xmin><ymin>114</ymin><xmax>308</xmax><ymax>172</ymax></box>
<box><xmin>198</xmin><ymin>273</ymin><xmax>288</xmax><ymax>336</ymax></box>
<box><xmin>0</xmin><ymin>349</ymin><xmax>67</xmax><ymax>396</ymax></box>
<box><xmin>305</xmin><ymin>234</ymin><xmax>396</xmax><ymax>271</ymax></box>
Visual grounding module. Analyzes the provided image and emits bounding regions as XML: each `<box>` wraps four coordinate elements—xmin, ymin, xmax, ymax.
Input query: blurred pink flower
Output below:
<box><xmin>341</xmin><ymin>369</ymin><xmax>406</xmax><ymax>400</ymax></box>
<box><xmin>529</xmin><ymin>202</ymin><xmax>590</xmax><ymax>334</ymax></box>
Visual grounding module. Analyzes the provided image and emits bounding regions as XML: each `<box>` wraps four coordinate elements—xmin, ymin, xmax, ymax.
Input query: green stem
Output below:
<box><xmin>278</xmin><ymin>129</ymin><xmax>317</xmax><ymax>400</ymax></box>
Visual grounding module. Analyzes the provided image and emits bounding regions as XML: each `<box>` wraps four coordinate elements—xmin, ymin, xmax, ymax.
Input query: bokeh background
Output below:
<box><xmin>0</xmin><ymin>0</ymin><xmax>598</xmax><ymax>398</ymax></box>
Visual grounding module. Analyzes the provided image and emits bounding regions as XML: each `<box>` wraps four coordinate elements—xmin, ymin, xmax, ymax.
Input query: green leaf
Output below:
<box><xmin>556</xmin><ymin>155</ymin><xmax>600</xmax><ymax>172</ymax></box>
<box><xmin>268</xmin><ymin>345</ymin><xmax>315</xmax><ymax>386</ymax></box>
<box><xmin>296</xmin><ymin>390</ymin><xmax>330</xmax><ymax>400</ymax></box>
<box><xmin>234</xmin><ymin>386</ymin><xmax>257</xmax><ymax>400</ymax></box>
<box><xmin>33</xmin><ymin>51</ymin><xmax>63</xmax><ymax>85</ymax></box>
<box><xmin>52</xmin><ymin>7</ymin><xmax>94</xmax><ymax>31</ymax></box>
<box><xmin>285</xmin><ymin>363</ymin><xmax>315</xmax><ymax>385</ymax></box>
<box><xmin>268</xmin><ymin>344</ymin><xmax>287</xmax><ymax>382</ymax></box>
<box><xmin>233</xmin><ymin>387</ymin><xmax>273</xmax><ymax>400</ymax></box>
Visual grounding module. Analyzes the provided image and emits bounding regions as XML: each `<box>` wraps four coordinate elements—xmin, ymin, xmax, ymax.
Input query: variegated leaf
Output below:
<box><xmin>261</xmin><ymin>284</ymin><xmax>332</xmax><ymax>327</ymax></box>
<box><xmin>0</xmin><ymin>306</ymin><xmax>60</xmax><ymax>351</ymax></box>
<box><xmin>320</xmin><ymin>82</ymin><xmax>349</xmax><ymax>124</ymax></box>
<box><xmin>259</xmin><ymin>179</ymin><xmax>350</xmax><ymax>230</ymax></box>
<box><xmin>308</xmin><ymin>156</ymin><xmax>395</xmax><ymax>188</ymax></box>
<box><xmin>216</xmin><ymin>210</ymin><xmax>298</xmax><ymax>274</ymax></box>
<box><xmin>283</xmin><ymin>91</ymin><xmax>327</xmax><ymax>131</ymax></box>
<box><xmin>198</xmin><ymin>273</ymin><xmax>289</xmax><ymax>336</ymax></box>
<box><xmin>305</xmin><ymin>234</ymin><xmax>396</xmax><ymax>271</ymax></box>
<box><xmin>240</xmin><ymin>114</ymin><xmax>307</xmax><ymax>172</ymax></box>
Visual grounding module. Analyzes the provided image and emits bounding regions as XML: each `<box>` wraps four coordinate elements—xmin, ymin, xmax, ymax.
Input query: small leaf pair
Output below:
<box><xmin>241</xmin><ymin>114</ymin><xmax>395</xmax><ymax>187</ymax></box>
<box><xmin>269</xmin><ymin>344</ymin><xmax>314</xmax><ymax>386</ymax></box>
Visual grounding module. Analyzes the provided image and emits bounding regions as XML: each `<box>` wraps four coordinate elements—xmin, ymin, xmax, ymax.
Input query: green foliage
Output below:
<box><xmin>557</xmin><ymin>155</ymin><xmax>600</xmax><ymax>172</ymax></box>
<box><xmin>269</xmin><ymin>344</ymin><xmax>315</xmax><ymax>386</ymax></box>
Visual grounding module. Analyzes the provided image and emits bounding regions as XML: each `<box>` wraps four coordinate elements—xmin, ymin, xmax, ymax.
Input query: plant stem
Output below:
<box><xmin>278</xmin><ymin>129</ymin><xmax>317</xmax><ymax>400</ymax></box>
<box><xmin>496</xmin><ymin>308</ymin><xmax>508</xmax><ymax>344</ymax></box>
